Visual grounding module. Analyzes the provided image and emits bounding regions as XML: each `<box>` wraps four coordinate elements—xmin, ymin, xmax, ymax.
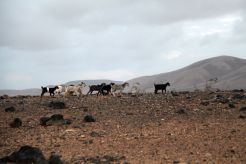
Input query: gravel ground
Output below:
<box><xmin>0</xmin><ymin>91</ymin><xmax>245</xmax><ymax>163</ymax></box>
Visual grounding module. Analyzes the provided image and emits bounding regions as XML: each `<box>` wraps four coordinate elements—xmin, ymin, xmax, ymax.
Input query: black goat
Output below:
<box><xmin>154</xmin><ymin>82</ymin><xmax>170</xmax><ymax>94</ymax></box>
<box><xmin>41</xmin><ymin>86</ymin><xmax>59</xmax><ymax>97</ymax></box>
<box><xmin>87</xmin><ymin>83</ymin><xmax>106</xmax><ymax>95</ymax></box>
<box><xmin>97</xmin><ymin>83</ymin><xmax>115</xmax><ymax>96</ymax></box>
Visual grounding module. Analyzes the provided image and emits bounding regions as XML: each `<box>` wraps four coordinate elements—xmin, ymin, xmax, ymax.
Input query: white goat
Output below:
<box><xmin>55</xmin><ymin>85</ymin><xmax>66</xmax><ymax>96</ymax></box>
<box><xmin>131</xmin><ymin>82</ymin><xmax>141</xmax><ymax>96</ymax></box>
<box><xmin>64</xmin><ymin>82</ymin><xmax>86</xmax><ymax>97</ymax></box>
<box><xmin>111</xmin><ymin>82</ymin><xmax>129</xmax><ymax>96</ymax></box>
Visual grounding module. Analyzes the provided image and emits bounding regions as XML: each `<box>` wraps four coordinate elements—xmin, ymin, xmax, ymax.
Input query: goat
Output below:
<box><xmin>64</xmin><ymin>82</ymin><xmax>86</xmax><ymax>97</ymax></box>
<box><xmin>154</xmin><ymin>82</ymin><xmax>170</xmax><ymax>94</ymax></box>
<box><xmin>87</xmin><ymin>83</ymin><xmax>106</xmax><ymax>95</ymax></box>
<box><xmin>131</xmin><ymin>82</ymin><xmax>141</xmax><ymax>96</ymax></box>
<box><xmin>97</xmin><ymin>83</ymin><xmax>115</xmax><ymax>96</ymax></box>
<box><xmin>55</xmin><ymin>85</ymin><xmax>66</xmax><ymax>96</ymax></box>
<box><xmin>41</xmin><ymin>86</ymin><xmax>59</xmax><ymax>97</ymax></box>
<box><xmin>111</xmin><ymin>82</ymin><xmax>129</xmax><ymax>96</ymax></box>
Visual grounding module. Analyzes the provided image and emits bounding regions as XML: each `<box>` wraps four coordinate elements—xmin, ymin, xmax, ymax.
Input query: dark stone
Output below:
<box><xmin>232</xmin><ymin>89</ymin><xmax>244</xmax><ymax>93</ymax></box>
<box><xmin>200</xmin><ymin>101</ymin><xmax>209</xmax><ymax>106</ymax></box>
<box><xmin>228</xmin><ymin>102</ymin><xmax>236</xmax><ymax>108</ymax></box>
<box><xmin>0</xmin><ymin>95</ymin><xmax>9</xmax><ymax>100</ymax></box>
<box><xmin>176</xmin><ymin>108</ymin><xmax>186</xmax><ymax>114</ymax></box>
<box><xmin>40</xmin><ymin>114</ymin><xmax>71</xmax><ymax>126</ymax></box>
<box><xmin>76</xmin><ymin>155</ymin><xmax>126</xmax><ymax>163</ymax></box>
<box><xmin>239</xmin><ymin>114</ymin><xmax>245</xmax><ymax>119</ymax></box>
<box><xmin>216</xmin><ymin>94</ymin><xmax>223</xmax><ymax>99</ymax></box>
<box><xmin>90</xmin><ymin>131</ymin><xmax>102</xmax><ymax>137</ymax></box>
<box><xmin>0</xmin><ymin>145</ymin><xmax>47</xmax><ymax>164</ymax></box>
<box><xmin>10</xmin><ymin>118</ymin><xmax>22</xmax><ymax>128</ymax></box>
<box><xmin>40</xmin><ymin>117</ymin><xmax>50</xmax><ymax>126</ymax></box>
<box><xmin>5</xmin><ymin>106</ymin><xmax>16</xmax><ymax>112</ymax></box>
<box><xmin>239</xmin><ymin>106</ymin><xmax>246</xmax><ymax>112</ymax></box>
<box><xmin>50</xmin><ymin>114</ymin><xmax>64</xmax><ymax>120</ymax></box>
<box><xmin>232</xmin><ymin>94</ymin><xmax>245</xmax><ymax>100</ymax></box>
<box><xmin>84</xmin><ymin>115</ymin><xmax>95</xmax><ymax>122</ymax></box>
<box><xmin>49</xmin><ymin>154</ymin><xmax>63</xmax><ymax>164</ymax></box>
<box><xmin>173</xmin><ymin>160</ymin><xmax>180</xmax><ymax>164</ymax></box>
<box><xmin>215</xmin><ymin>95</ymin><xmax>229</xmax><ymax>104</ymax></box>
<box><xmin>83</xmin><ymin>140</ymin><xmax>93</xmax><ymax>145</ymax></box>
<box><xmin>48</xmin><ymin>101</ymin><xmax>66</xmax><ymax>109</ymax></box>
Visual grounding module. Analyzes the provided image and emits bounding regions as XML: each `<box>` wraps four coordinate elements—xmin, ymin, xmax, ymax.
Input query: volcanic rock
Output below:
<box><xmin>239</xmin><ymin>106</ymin><xmax>246</xmax><ymax>112</ymax></box>
<box><xmin>49</xmin><ymin>154</ymin><xmax>63</xmax><ymax>164</ymax></box>
<box><xmin>48</xmin><ymin>101</ymin><xmax>66</xmax><ymax>109</ymax></box>
<box><xmin>84</xmin><ymin>115</ymin><xmax>95</xmax><ymax>122</ymax></box>
<box><xmin>40</xmin><ymin>114</ymin><xmax>71</xmax><ymax>126</ymax></box>
<box><xmin>5</xmin><ymin>106</ymin><xmax>16</xmax><ymax>112</ymax></box>
<box><xmin>9</xmin><ymin>118</ymin><xmax>22</xmax><ymax>128</ymax></box>
<box><xmin>0</xmin><ymin>145</ymin><xmax>47</xmax><ymax>164</ymax></box>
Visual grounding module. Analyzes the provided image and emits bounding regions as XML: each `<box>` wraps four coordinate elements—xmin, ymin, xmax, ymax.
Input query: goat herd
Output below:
<box><xmin>41</xmin><ymin>81</ymin><xmax>171</xmax><ymax>98</ymax></box>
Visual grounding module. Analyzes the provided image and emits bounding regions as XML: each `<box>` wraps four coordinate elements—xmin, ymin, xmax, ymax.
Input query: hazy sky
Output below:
<box><xmin>0</xmin><ymin>0</ymin><xmax>246</xmax><ymax>89</ymax></box>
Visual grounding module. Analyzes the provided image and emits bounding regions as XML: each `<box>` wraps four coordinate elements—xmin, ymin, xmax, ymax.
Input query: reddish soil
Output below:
<box><xmin>0</xmin><ymin>91</ymin><xmax>245</xmax><ymax>163</ymax></box>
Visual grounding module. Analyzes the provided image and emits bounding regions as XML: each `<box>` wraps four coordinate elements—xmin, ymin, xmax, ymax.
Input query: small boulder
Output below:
<box><xmin>239</xmin><ymin>106</ymin><xmax>246</xmax><ymax>112</ymax></box>
<box><xmin>84</xmin><ymin>115</ymin><xmax>95</xmax><ymax>122</ymax></box>
<box><xmin>40</xmin><ymin>114</ymin><xmax>71</xmax><ymax>126</ymax></box>
<box><xmin>50</xmin><ymin>114</ymin><xmax>64</xmax><ymax>120</ymax></box>
<box><xmin>10</xmin><ymin>118</ymin><xmax>22</xmax><ymax>128</ymax></box>
<box><xmin>215</xmin><ymin>95</ymin><xmax>229</xmax><ymax>104</ymax></box>
<box><xmin>5</xmin><ymin>106</ymin><xmax>16</xmax><ymax>112</ymax></box>
<box><xmin>228</xmin><ymin>102</ymin><xmax>236</xmax><ymax>108</ymax></box>
<box><xmin>232</xmin><ymin>94</ymin><xmax>245</xmax><ymax>100</ymax></box>
<box><xmin>232</xmin><ymin>89</ymin><xmax>244</xmax><ymax>93</ymax></box>
<box><xmin>0</xmin><ymin>145</ymin><xmax>47</xmax><ymax>163</ymax></box>
<box><xmin>48</xmin><ymin>101</ymin><xmax>66</xmax><ymax>109</ymax></box>
<box><xmin>239</xmin><ymin>115</ymin><xmax>245</xmax><ymax>119</ymax></box>
<box><xmin>176</xmin><ymin>108</ymin><xmax>186</xmax><ymax>114</ymax></box>
<box><xmin>0</xmin><ymin>94</ymin><xmax>9</xmax><ymax>100</ymax></box>
<box><xmin>200</xmin><ymin>101</ymin><xmax>209</xmax><ymax>106</ymax></box>
<box><xmin>90</xmin><ymin>131</ymin><xmax>103</xmax><ymax>137</ymax></box>
<box><xmin>49</xmin><ymin>154</ymin><xmax>63</xmax><ymax>164</ymax></box>
<box><xmin>40</xmin><ymin>117</ymin><xmax>51</xmax><ymax>126</ymax></box>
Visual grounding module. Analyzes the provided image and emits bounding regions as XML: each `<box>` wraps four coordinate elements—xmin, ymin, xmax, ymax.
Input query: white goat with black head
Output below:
<box><xmin>111</xmin><ymin>82</ymin><xmax>129</xmax><ymax>96</ymax></box>
<box><xmin>64</xmin><ymin>82</ymin><xmax>86</xmax><ymax>97</ymax></box>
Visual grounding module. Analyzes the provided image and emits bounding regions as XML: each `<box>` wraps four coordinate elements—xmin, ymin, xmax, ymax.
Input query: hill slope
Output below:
<box><xmin>127</xmin><ymin>56</ymin><xmax>246</xmax><ymax>91</ymax></box>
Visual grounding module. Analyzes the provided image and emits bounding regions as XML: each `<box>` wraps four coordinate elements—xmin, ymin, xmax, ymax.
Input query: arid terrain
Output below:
<box><xmin>0</xmin><ymin>91</ymin><xmax>245</xmax><ymax>163</ymax></box>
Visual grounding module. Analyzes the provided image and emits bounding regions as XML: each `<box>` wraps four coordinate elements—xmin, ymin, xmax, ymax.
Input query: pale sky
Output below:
<box><xmin>0</xmin><ymin>0</ymin><xmax>246</xmax><ymax>89</ymax></box>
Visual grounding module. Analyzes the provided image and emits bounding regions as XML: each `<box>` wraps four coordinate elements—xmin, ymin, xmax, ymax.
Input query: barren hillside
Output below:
<box><xmin>128</xmin><ymin>56</ymin><xmax>246</xmax><ymax>92</ymax></box>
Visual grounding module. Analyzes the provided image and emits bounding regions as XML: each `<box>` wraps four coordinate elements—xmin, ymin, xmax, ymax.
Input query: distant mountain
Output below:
<box><xmin>127</xmin><ymin>56</ymin><xmax>246</xmax><ymax>92</ymax></box>
<box><xmin>1</xmin><ymin>56</ymin><xmax>245</xmax><ymax>96</ymax></box>
<box><xmin>0</xmin><ymin>79</ymin><xmax>123</xmax><ymax>96</ymax></box>
<box><xmin>0</xmin><ymin>88</ymin><xmax>41</xmax><ymax>97</ymax></box>
<box><xmin>65</xmin><ymin>79</ymin><xmax>123</xmax><ymax>86</ymax></box>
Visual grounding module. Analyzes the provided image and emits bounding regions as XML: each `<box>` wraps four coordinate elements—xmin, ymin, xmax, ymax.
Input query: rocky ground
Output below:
<box><xmin>0</xmin><ymin>91</ymin><xmax>245</xmax><ymax>163</ymax></box>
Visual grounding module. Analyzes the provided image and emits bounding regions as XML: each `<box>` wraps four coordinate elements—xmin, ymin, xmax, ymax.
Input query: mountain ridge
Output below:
<box><xmin>1</xmin><ymin>55</ymin><xmax>245</xmax><ymax>96</ymax></box>
<box><xmin>127</xmin><ymin>55</ymin><xmax>246</xmax><ymax>92</ymax></box>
